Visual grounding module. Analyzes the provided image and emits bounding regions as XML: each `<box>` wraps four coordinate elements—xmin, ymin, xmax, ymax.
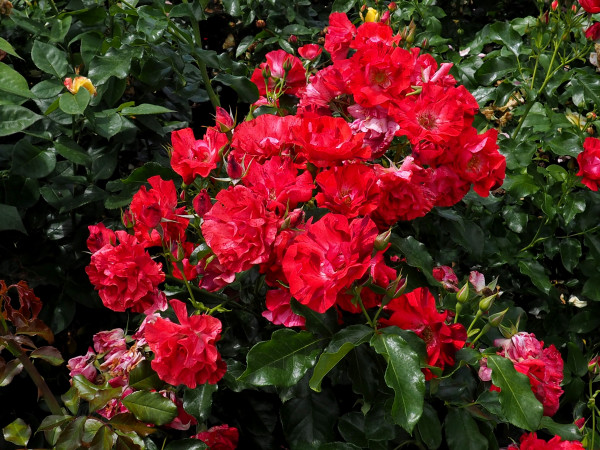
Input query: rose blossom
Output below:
<box><xmin>67</xmin><ymin>347</ymin><xmax>97</xmax><ymax>382</ymax></box>
<box><xmin>576</xmin><ymin>137</ymin><xmax>600</xmax><ymax>191</ymax></box>
<box><xmin>145</xmin><ymin>299</ymin><xmax>226</xmax><ymax>388</ymax></box>
<box><xmin>580</xmin><ymin>0</ymin><xmax>600</xmax><ymax>13</ymax></box>
<box><xmin>192</xmin><ymin>425</ymin><xmax>239</xmax><ymax>450</ymax></box>
<box><xmin>508</xmin><ymin>432</ymin><xmax>584</xmax><ymax>449</ymax></box>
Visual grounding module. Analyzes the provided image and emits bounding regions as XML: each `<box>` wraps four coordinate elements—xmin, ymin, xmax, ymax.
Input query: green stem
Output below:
<box><xmin>466</xmin><ymin>310</ymin><xmax>483</xmax><ymax>335</ymax></box>
<box><xmin>182</xmin><ymin>0</ymin><xmax>221</xmax><ymax>110</ymax></box>
<box><xmin>356</xmin><ymin>292</ymin><xmax>375</xmax><ymax>329</ymax></box>
<box><xmin>470</xmin><ymin>324</ymin><xmax>491</xmax><ymax>346</ymax></box>
<box><xmin>591</xmin><ymin>378</ymin><xmax>596</xmax><ymax>450</ymax></box>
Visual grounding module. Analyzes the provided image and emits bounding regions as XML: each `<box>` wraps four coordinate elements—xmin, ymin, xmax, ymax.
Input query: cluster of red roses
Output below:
<box><xmin>509</xmin><ymin>432</ymin><xmax>584</xmax><ymax>449</ymax></box>
<box><xmin>84</xmin><ymin>11</ymin><xmax>507</xmax><ymax>391</ymax></box>
<box><xmin>577</xmin><ymin>137</ymin><xmax>600</xmax><ymax>191</ymax></box>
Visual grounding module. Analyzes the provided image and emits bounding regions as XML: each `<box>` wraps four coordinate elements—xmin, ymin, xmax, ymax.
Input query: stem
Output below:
<box><xmin>181</xmin><ymin>0</ymin><xmax>221</xmax><ymax>110</ymax></box>
<box><xmin>2</xmin><ymin>338</ymin><xmax>62</xmax><ymax>416</ymax></box>
<box><xmin>466</xmin><ymin>310</ymin><xmax>483</xmax><ymax>335</ymax></box>
<box><xmin>591</xmin><ymin>378</ymin><xmax>596</xmax><ymax>450</ymax></box>
<box><xmin>356</xmin><ymin>291</ymin><xmax>375</xmax><ymax>329</ymax></box>
<box><xmin>470</xmin><ymin>324</ymin><xmax>491</xmax><ymax>346</ymax></box>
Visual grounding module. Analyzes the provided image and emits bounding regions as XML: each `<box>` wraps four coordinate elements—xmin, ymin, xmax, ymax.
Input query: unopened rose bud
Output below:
<box><xmin>421</xmin><ymin>38</ymin><xmax>428</xmax><ymax>48</ymax></box>
<box><xmin>587</xmin><ymin>127</ymin><xmax>595</xmax><ymax>135</ymax></box>
<box><xmin>256</xmin><ymin>19</ymin><xmax>266</xmax><ymax>28</ymax></box>
<box><xmin>388</xmin><ymin>2</ymin><xmax>397</xmax><ymax>11</ymax></box>
<box><xmin>589</xmin><ymin>356</ymin><xmax>600</xmax><ymax>375</ymax></box>
<box><xmin>64</xmin><ymin>76</ymin><xmax>97</xmax><ymax>96</ymax></box>
<box><xmin>385</xmin><ymin>275</ymin><xmax>407</xmax><ymax>300</ymax></box>
<box><xmin>226</xmin><ymin>153</ymin><xmax>243</xmax><ymax>179</ymax></box>
<box><xmin>288</xmin><ymin>34</ymin><xmax>298</xmax><ymax>44</ymax></box>
<box><xmin>262</xmin><ymin>66</ymin><xmax>271</xmax><ymax>80</ymax></box>
<box><xmin>456</xmin><ymin>282</ymin><xmax>469</xmax><ymax>303</ymax></box>
<box><xmin>479</xmin><ymin>293</ymin><xmax>496</xmax><ymax>312</ymax></box>
<box><xmin>174</xmin><ymin>242</ymin><xmax>186</xmax><ymax>261</ymax></box>
<box><xmin>488</xmin><ymin>308</ymin><xmax>508</xmax><ymax>327</ymax></box>
<box><xmin>282</xmin><ymin>57</ymin><xmax>293</xmax><ymax>73</ymax></box>
<box><xmin>381</xmin><ymin>10</ymin><xmax>390</xmax><ymax>24</ymax></box>
<box><xmin>374</xmin><ymin>228</ymin><xmax>392</xmax><ymax>251</ymax></box>
<box><xmin>572</xmin><ymin>4</ymin><xmax>577</xmax><ymax>12</ymax></box>
<box><xmin>551</xmin><ymin>0</ymin><xmax>558</xmax><ymax>10</ymax></box>
<box><xmin>364</xmin><ymin>7</ymin><xmax>379</xmax><ymax>22</ymax></box>
<box><xmin>193</xmin><ymin>190</ymin><xmax>212</xmax><ymax>218</ymax></box>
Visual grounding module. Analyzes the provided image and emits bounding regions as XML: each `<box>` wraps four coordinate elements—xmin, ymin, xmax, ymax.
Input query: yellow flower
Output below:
<box><xmin>364</xmin><ymin>7</ymin><xmax>379</xmax><ymax>22</ymax></box>
<box><xmin>63</xmin><ymin>76</ymin><xmax>97</xmax><ymax>96</ymax></box>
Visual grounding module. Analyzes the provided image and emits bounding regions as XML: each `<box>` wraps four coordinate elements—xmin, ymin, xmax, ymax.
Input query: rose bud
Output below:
<box><xmin>193</xmin><ymin>190</ymin><xmax>212</xmax><ymax>218</ymax></box>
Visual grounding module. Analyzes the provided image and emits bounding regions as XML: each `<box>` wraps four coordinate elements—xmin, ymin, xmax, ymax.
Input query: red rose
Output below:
<box><xmin>128</xmin><ymin>176</ymin><xmax>189</xmax><ymax>247</ymax></box>
<box><xmin>577</xmin><ymin>137</ymin><xmax>600</xmax><ymax>191</ymax></box>
<box><xmin>230</xmin><ymin>114</ymin><xmax>296</xmax><ymax>163</ymax></box>
<box><xmin>380</xmin><ymin>287</ymin><xmax>467</xmax><ymax>380</ymax></box>
<box><xmin>282</xmin><ymin>214</ymin><xmax>378</xmax><ymax>313</ymax></box>
<box><xmin>580</xmin><ymin>0</ymin><xmax>600</xmax><ymax>13</ymax></box>
<box><xmin>145</xmin><ymin>299</ymin><xmax>226</xmax><ymax>388</ymax></box>
<box><xmin>192</xmin><ymin>425</ymin><xmax>239</xmax><ymax>450</ymax></box>
<box><xmin>508</xmin><ymin>432</ymin><xmax>584</xmax><ymax>449</ymax></box>
<box><xmin>586</xmin><ymin>22</ymin><xmax>600</xmax><ymax>40</ymax></box>
<box><xmin>262</xmin><ymin>288</ymin><xmax>306</xmax><ymax>327</ymax></box>
<box><xmin>171</xmin><ymin>127</ymin><xmax>228</xmax><ymax>184</ymax></box>
<box><xmin>324</xmin><ymin>12</ymin><xmax>356</xmax><ymax>61</ymax></box>
<box><xmin>85</xmin><ymin>231</ymin><xmax>165</xmax><ymax>313</ymax></box>
<box><xmin>202</xmin><ymin>185</ymin><xmax>279</xmax><ymax>274</ymax></box>
<box><xmin>298</xmin><ymin>44</ymin><xmax>322</xmax><ymax>60</ymax></box>
<box><xmin>250</xmin><ymin>50</ymin><xmax>306</xmax><ymax>96</ymax></box>
<box><xmin>86</xmin><ymin>223</ymin><xmax>116</xmax><ymax>253</ymax></box>
<box><xmin>315</xmin><ymin>163</ymin><xmax>380</xmax><ymax>218</ymax></box>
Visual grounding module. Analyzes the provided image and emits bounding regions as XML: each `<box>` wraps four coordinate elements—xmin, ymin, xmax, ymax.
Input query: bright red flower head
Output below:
<box><xmin>86</xmin><ymin>223</ymin><xmax>116</xmax><ymax>253</ymax></box>
<box><xmin>508</xmin><ymin>432</ymin><xmax>584</xmax><ymax>450</ymax></box>
<box><xmin>298</xmin><ymin>44</ymin><xmax>322</xmax><ymax>60</ymax></box>
<box><xmin>292</xmin><ymin>116</ymin><xmax>370</xmax><ymax>167</ymax></box>
<box><xmin>324</xmin><ymin>12</ymin><xmax>356</xmax><ymax>61</ymax></box>
<box><xmin>230</xmin><ymin>114</ymin><xmax>297</xmax><ymax>163</ymax></box>
<box><xmin>380</xmin><ymin>287</ymin><xmax>467</xmax><ymax>380</ymax></box>
<box><xmin>170</xmin><ymin>128</ymin><xmax>228</xmax><ymax>184</ymax></box>
<box><xmin>85</xmin><ymin>231</ymin><xmax>166</xmax><ymax>313</ymax></box>
<box><xmin>262</xmin><ymin>288</ymin><xmax>306</xmax><ymax>328</ymax></box>
<box><xmin>192</xmin><ymin>425</ymin><xmax>239</xmax><ymax>450</ymax></box>
<box><xmin>577</xmin><ymin>137</ymin><xmax>600</xmax><ymax>191</ymax></box>
<box><xmin>145</xmin><ymin>299</ymin><xmax>226</xmax><ymax>388</ymax></box>
<box><xmin>128</xmin><ymin>176</ymin><xmax>189</xmax><ymax>247</ymax></box>
<box><xmin>202</xmin><ymin>185</ymin><xmax>279</xmax><ymax>274</ymax></box>
<box><xmin>315</xmin><ymin>163</ymin><xmax>380</xmax><ymax>218</ymax></box>
<box><xmin>282</xmin><ymin>214</ymin><xmax>378</xmax><ymax>313</ymax></box>
<box><xmin>580</xmin><ymin>0</ymin><xmax>600</xmax><ymax>13</ymax></box>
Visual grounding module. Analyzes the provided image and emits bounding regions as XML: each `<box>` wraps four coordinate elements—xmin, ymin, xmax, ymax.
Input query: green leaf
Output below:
<box><xmin>30</xmin><ymin>346</ymin><xmax>64</xmax><ymax>365</ymax></box>
<box><xmin>559</xmin><ymin>239</ymin><xmax>582</xmax><ymax>273</ymax></box>
<box><xmin>444</xmin><ymin>408</ymin><xmax>487</xmax><ymax>450</ymax></box>
<box><xmin>213</xmin><ymin>73</ymin><xmax>259</xmax><ymax>103</ymax></box>
<box><xmin>370</xmin><ymin>331</ymin><xmax>425</xmax><ymax>432</ymax></box>
<box><xmin>567</xmin><ymin>342</ymin><xmax>587</xmax><ymax>377</ymax></box>
<box><xmin>54</xmin><ymin>416</ymin><xmax>85</xmax><ymax>449</ymax></box>
<box><xmin>54</xmin><ymin>137</ymin><xmax>92</xmax><ymax>167</ymax></box>
<box><xmin>128</xmin><ymin>360</ymin><xmax>163</xmax><ymax>390</ymax></box>
<box><xmin>12</xmin><ymin>140</ymin><xmax>56</xmax><ymax>179</ymax></box>
<box><xmin>395</xmin><ymin>236</ymin><xmax>436</xmax><ymax>284</ymax></box>
<box><xmin>108</xmin><ymin>413</ymin><xmax>156</xmax><ymax>437</ymax></box>
<box><xmin>281</xmin><ymin>389</ymin><xmax>339</xmax><ymax>448</ymax></box>
<box><xmin>568</xmin><ymin>311</ymin><xmax>600</xmax><ymax>333</ymax></box>
<box><xmin>0</xmin><ymin>62</ymin><xmax>35</xmax><ymax>99</ymax></box>
<box><xmin>121</xmin><ymin>391</ymin><xmax>178</xmax><ymax>426</ymax></box>
<box><xmin>89</xmin><ymin>425</ymin><xmax>116</xmax><ymax>450</ymax></box>
<box><xmin>38</xmin><ymin>415</ymin><xmax>73</xmax><ymax>432</ymax></box>
<box><xmin>165</xmin><ymin>439</ymin><xmax>207</xmax><ymax>450</ymax></box>
<box><xmin>50</xmin><ymin>16</ymin><xmax>72</xmax><ymax>43</ymax></box>
<box><xmin>571</xmin><ymin>71</ymin><xmax>600</xmax><ymax>108</ymax></box>
<box><xmin>416</xmin><ymin>403</ymin><xmax>442</xmax><ymax>450</ymax></box>
<box><xmin>0</xmin><ymin>37</ymin><xmax>22</xmax><ymax>59</ymax></box>
<box><xmin>338</xmin><ymin>412</ymin><xmax>367</xmax><ymax>447</ymax></box>
<box><xmin>560</xmin><ymin>195</ymin><xmax>586</xmax><ymax>223</ymax></box>
<box><xmin>487</xmin><ymin>354</ymin><xmax>543</xmax><ymax>430</ymax></box>
<box><xmin>120</xmin><ymin>104</ymin><xmax>175</xmax><ymax>115</ymax></box>
<box><xmin>239</xmin><ymin>329</ymin><xmax>324</xmax><ymax>387</ymax></box>
<box><xmin>504</xmin><ymin>173</ymin><xmax>540</xmax><ymax>198</ymax></box>
<box><xmin>183</xmin><ymin>383</ymin><xmax>218</xmax><ymax>422</ymax></box>
<box><xmin>291</xmin><ymin>299</ymin><xmax>338</xmax><ymax>338</ymax></box>
<box><xmin>0</xmin><ymin>105</ymin><xmax>42</xmax><ymax>136</ymax></box>
<box><xmin>88</xmin><ymin>46</ymin><xmax>142</xmax><ymax>85</ymax></box>
<box><xmin>3</xmin><ymin>418</ymin><xmax>31</xmax><ymax>446</ymax></box>
<box><xmin>31</xmin><ymin>41</ymin><xmax>69</xmax><ymax>78</ymax></box>
<box><xmin>0</xmin><ymin>204</ymin><xmax>27</xmax><ymax>234</ymax></box>
<box><xmin>474</xmin><ymin>55</ymin><xmax>517</xmax><ymax>85</ymax></box>
<box><xmin>309</xmin><ymin>325</ymin><xmax>373</xmax><ymax>392</ymax></box>
<box><xmin>503</xmin><ymin>208</ymin><xmax>528</xmax><ymax>234</ymax></box>
<box><xmin>59</xmin><ymin>89</ymin><xmax>91</xmax><ymax>115</ymax></box>
<box><xmin>518</xmin><ymin>259</ymin><xmax>552</xmax><ymax>295</ymax></box>
<box><xmin>331</xmin><ymin>0</ymin><xmax>358</xmax><ymax>12</ymax></box>
<box><xmin>61</xmin><ymin>386</ymin><xmax>80</xmax><ymax>415</ymax></box>
<box><xmin>0</xmin><ymin>359</ymin><xmax>23</xmax><ymax>386</ymax></box>
<box><xmin>540</xmin><ymin>416</ymin><xmax>582</xmax><ymax>441</ymax></box>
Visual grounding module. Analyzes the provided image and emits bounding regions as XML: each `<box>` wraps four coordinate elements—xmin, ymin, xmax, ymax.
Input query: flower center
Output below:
<box><xmin>417</xmin><ymin>111</ymin><xmax>437</xmax><ymax>130</ymax></box>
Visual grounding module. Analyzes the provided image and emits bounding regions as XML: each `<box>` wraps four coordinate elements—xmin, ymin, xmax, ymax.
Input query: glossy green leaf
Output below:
<box><xmin>165</xmin><ymin>439</ymin><xmax>208</xmax><ymax>450</ymax></box>
<box><xmin>89</xmin><ymin>425</ymin><xmax>116</xmax><ymax>450</ymax></box>
<box><xmin>30</xmin><ymin>346</ymin><xmax>64</xmax><ymax>366</ymax></box>
<box><xmin>0</xmin><ymin>359</ymin><xmax>23</xmax><ymax>386</ymax></box>
<box><xmin>395</xmin><ymin>236</ymin><xmax>436</xmax><ymax>284</ymax></box>
<box><xmin>213</xmin><ymin>73</ymin><xmax>259</xmax><ymax>103</ymax></box>
<box><xmin>54</xmin><ymin>416</ymin><xmax>86</xmax><ymax>449</ymax></box>
<box><xmin>487</xmin><ymin>354</ymin><xmax>543</xmax><ymax>430</ymax></box>
<box><xmin>0</xmin><ymin>105</ymin><xmax>42</xmax><ymax>136</ymax></box>
<box><xmin>291</xmin><ymin>299</ymin><xmax>338</xmax><ymax>338</ymax></box>
<box><xmin>61</xmin><ymin>386</ymin><xmax>80</xmax><ymax>415</ymax></box>
<box><xmin>183</xmin><ymin>383</ymin><xmax>218</xmax><ymax>422</ymax></box>
<box><xmin>569</xmin><ymin>311</ymin><xmax>600</xmax><ymax>333</ymax></box>
<box><xmin>560</xmin><ymin>196</ymin><xmax>586</xmax><ymax>223</ymax></box>
<box><xmin>444</xmin><ymin>408</ymin><xmax>487</xmax><ymax>450</ymax></box>
<box><xmin>0</xmin><ymin>204</ymin><xmax>27</xmax><ymax>234</ymax></box>
<box><xmin>120</xmin><ymin>104</ymin><xmax>175</xmax><ymax>115</ymax></box>
<box><xmin>474</xmin><ymin>56</ymin><xmax>517</xmax><ymax>85</ymax></box>
<box><xmin>0</xmin><ymin>37</ymin><xmax>21</xmax><ymax>59</ymax></box>
<box><xmin>0</xmin><ymin>62</ymin><xmax>34</xmax><ymax>99</ymax></box>
<box><xmin>540</xmin><ymin>416</ymin><xmax>581</xmax><ymax>441</ymax></box>
<box><xmin>318</xmin><ymin>444</ymin><xmax>361</xmax><ymax>450</ymax></box>
<box><xmin>12</xmin><ymin>140</ymin><xmax>56</xmax><ymax>178</ymax></box>
<box><xmin>309</xmin><ymin>325</ymin><xmax>373</xmax><ymax>392</ymax></box>
<box><xmin>559</xmin><ymin>238</ymin><xmax>582</xmax><ymax>273</ymax></box>
<box><xmin>88</xmin><ymin>46</ymin><xmax>143</xmax><ymax>85</ymax></box>
<box><xmin>72</xmin><ymin>376</ymin><xmax>122</xmax><ymax>412</ymax></box>
<box><xmin>239</xmin><ymin>329</ymin><xmax>324</xmax><ymax>387</ymax></box>
<box><xmin>59</xmin><ymin>89</ymin><xmax>91</xmax><ymax>115</ymax></box>
<box><xmin>50</xmin><ymin>15</ymin><xmax>72</xmax><ymax>42</ymax></box>
<box><xmin>570</xmin><ymin>71</ymin><xmax>600</xmax><ymax>108</ymax></box>
<box><xmin>38</xmin><ymin>415</ymin><xmax>74</xmax><ymax>432</ymax></box>
<box><xmin>108</xmin><ymin>413</ymin><xmax>156</xmax><ymax>437</ymax></box>
<box><xmin>338</xmin><ymin>412</ymin><xmax>367</xmax><ymax>447</ymax></box>
<box><xmin>518</xmin><ymin>259</ymin><xmax>552</xmax><ymax>295</ymax></box>
<box><xmin>582</xmin><ymin>276</ymin><xmax>600</xmax><ymax>302</ymax></box>
<box><xmin>370</xmin><ymin>331</ymin><xmax>425</xmax><ymax>432</ymax></box>
<box><xmin>281</xmin><ymin>389</ymin><xmax>338</xmax><ymax>448</ymax></box>
<box><xmin>128</xmin><ymin>360</ymin><xmax>163</xmax><ymax>390</ymax></box>
<box><xmin>3</xmin><ymin>418</ymin><xmax>31</xmax><ymax>446</ymax></box>
<box><xmin>31</xmin><ymin>41</ymin><xmax>69</xmax><ymax>78</ymax></box>
<box><xmin>54</xmin><ymin>137</ymin><xmax>92</xmax><ymax>167</ymax></box>
<box><xmin>416</xmin><ymin>403</ymin><xmax>442</xmax><ymax>450</ymax></box>
<box><xmin>121</xmin><ymin>390</ymin><xmax>178</xmax><ymax>426</ymax></box>
<box><xmin>331</xmin><ymin>0</ymin><xmax>359</xmax><ymax>12</ymax></box>
<box><xmin>504</xmin><ymin>173</ymin><xmax>540</xmax><ymax>198</ymax></box>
